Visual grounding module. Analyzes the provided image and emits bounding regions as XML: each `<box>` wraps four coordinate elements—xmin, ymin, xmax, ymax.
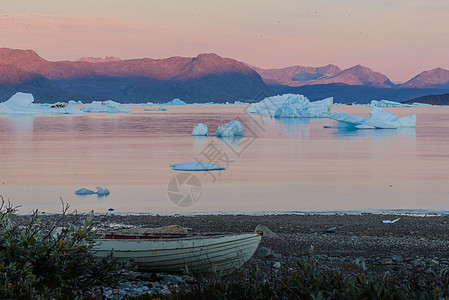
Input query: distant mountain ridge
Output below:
<box><xmin>400</xmin><ymin>68</ymin><xmax>449</xmax><ymax>89</ymax></box>
<box><xmin>0</xmin><ymin>62</ymin><xmax>72</xmax><ymax>102</ymax></box>
<box><xmin>0</xmin><ymin>48</ymin><xmax>272</xmax><ymax>102</ymax></box>
<box><xmin>251</xmin><ymin>64</ymin><xmax>342</xmax><ymax>86</ymax></box>
<box><xmin>0</xmin><ymin>47</ymin><xmax>448</xmax><ymax>103</ymax></box>
<box><xmin>252</xmin><ymin>63</ymin><xmax>448</xmax><ymax>103</ymax></box>
<box><xmin>77</xmin><ymin>56</ymin><xmax>122</xmax><ymax>63</ymax></box>
<box><xmin>254</xmin><ymin>64</ymin><xmax>393</xmax><ymax>88</ymax></box>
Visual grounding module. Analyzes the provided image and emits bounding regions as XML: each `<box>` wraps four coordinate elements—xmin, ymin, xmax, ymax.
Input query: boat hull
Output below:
<box><xmin>92</xmin><ymin>233</ymin><xmax>262</xmax><ymax>275</ymax></box>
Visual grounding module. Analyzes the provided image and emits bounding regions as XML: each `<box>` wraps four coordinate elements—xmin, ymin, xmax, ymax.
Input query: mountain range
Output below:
<box><xmin>254</xmin><ymin>64</ymin><xmax>449</xmax><ymax>103</ymax></box>
<box><xmin>0</xmin><ymin>48</ymin><xmax>272</xmax><ymax>103</ymax></box>
<box><xmin>0</xmin><ymin>47</ymin><xmax>448</xmax><ymax>104</ymax></box>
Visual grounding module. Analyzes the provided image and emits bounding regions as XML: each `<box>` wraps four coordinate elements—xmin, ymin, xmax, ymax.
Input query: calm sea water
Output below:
<box><xmin>0</xmin><ymin>105</ymin><xmax>448</xmax><ymax>214</ymax></box>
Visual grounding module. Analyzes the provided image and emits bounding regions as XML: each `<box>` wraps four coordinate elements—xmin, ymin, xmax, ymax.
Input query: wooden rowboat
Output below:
<box><xmin>92</xmin><ymin>230</ymin><xmax>263</xmax><ymax>275</ymax></box>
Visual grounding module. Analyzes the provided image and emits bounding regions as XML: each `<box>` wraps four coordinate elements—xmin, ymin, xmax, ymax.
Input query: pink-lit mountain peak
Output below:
<box><xmin>401</xmin><ymin>67</ymin><xmax>449</xmax><ymax>88</ymax></box>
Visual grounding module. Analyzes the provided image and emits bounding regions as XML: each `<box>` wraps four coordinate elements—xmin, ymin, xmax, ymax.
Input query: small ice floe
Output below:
<box><xmin>371</xmin><ymin>100</ymin><xmax>432</xmax><ymax>108</ymax></box>
<box><xmin>326</xmin><ymin>107</ymin><xmax>416</xmax><ymax>129</ymax></box>
<box><xmin>81</xmin><ymin>100</ymin><xmax>131</xmax><ymax>113</ymax></box>
<box><xmin>165</xmin><ymin>98</ymin><xmax>187</xmax><ymax>105</ymax></box>
<box><xmin>74</xmin><ymin>187</ymin><xmax>110</xmax><ymax>196</ymax></box>
<box><xmin>74</xmin><ymin>188</ymin><xmax>96</xmax><ymax>195</ymax></box>
<box><xmin>213</xmin><ymin>120</ymin><xmax>243</xmax><ymax>137</ymax></box>
<box><xmin>143</xmin><ymin>105</ymin><xmax>167</xmax><ymax>112</ymax></box>
<box><xmin>382</xmin><ymin>218</ymin><xmax>400</xmax><ymax>224</ymax></box>
<box><xmin>246</xmin><ymin>93</ymin><xmax>333</xmax><ymax>118</ymax></box>
<box><xmin>96</xmin><ymin>186</ymin><xmax>110</xmax><ymax>196</ymax></box>
<box><xmin>411</xmin><ymin>102</ymin><xmax>431</xmax><ymax>107</ymax></box>
<box><xmin>68</xmin><ymin>100</ymin><xmax>83</xmax><ymax>105</ymax></box>
<box><xmin>371</xmin><ymin>100</ymin><xmax>411</xmax><ymax>108</ymax></box>
<box><xmin>170</xmin><ymin>162</ymin><xmax>226</xmax><ymax>171</ymax></box>
<box><xmin>192</xmin><ymin>123</ymin><xmax>208</xmax><ymax>136</ymax></box>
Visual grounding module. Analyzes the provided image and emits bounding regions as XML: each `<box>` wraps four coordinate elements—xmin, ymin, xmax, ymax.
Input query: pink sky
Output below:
<box><xmin>0</xmin><ymin>0</ymin><xmax>448</xmax><ymax>82</ymax></box>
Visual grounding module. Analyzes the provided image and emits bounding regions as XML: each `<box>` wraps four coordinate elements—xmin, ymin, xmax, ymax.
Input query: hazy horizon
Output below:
<box><xmin>1</xmin><ymin>0</ymin><xmax>448</xmax><ymax>82</ymax></box>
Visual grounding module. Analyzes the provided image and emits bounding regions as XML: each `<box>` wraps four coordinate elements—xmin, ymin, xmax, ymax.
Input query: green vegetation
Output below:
<box><xmin>2</xmin><ymin>200</ymin><xmax>449</xmax><ymax>299</ymax></box>
<box><xmin>0</xmin><ymin>199</ymin><xmax>130</xmax><ymax>299</ymax></box>
<box><xmin>165</xmin><ymin>253</ymin><xmax>449</xmax><ymax>300</ymax></box>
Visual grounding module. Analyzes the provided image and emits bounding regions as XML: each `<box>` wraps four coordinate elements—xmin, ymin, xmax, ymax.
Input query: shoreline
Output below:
<box><xmin>18</xmin><ymin>210</ymin><xmax>449</xmax><ymax>217</ymax></box>
<box><xmin>12</xmin><ymin>212</ymin><xmax>449</xmax><ymax>297</ymax></box>
<box><xmin>15</xmin><ymin>213</ymin><xmax>449</xmax><ymax>258</ymax></box>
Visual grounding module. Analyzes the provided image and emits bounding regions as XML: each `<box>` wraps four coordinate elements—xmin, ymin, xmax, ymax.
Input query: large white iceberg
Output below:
<box><xmin>213</xmin><ymin>120</ymin><xmax>244</xmax><ymax>137</ymax></box>
<box><xmin>327</xmin><ymin>107</ymin><xmax>416</xmax><ymax>129</ymax></box>
<box><xmin>81</xmin><ymin>100</ymin><xmax>131</xmax><ymax>113</ymax></box>
<box><xmin>165</xmin><ymin>98</ymin><xmax>187</xmax><ymax>105</ymax></box>
<box><xmin>192</xmin><ymin>123</ymin><xmax>208</xmax><ymax>136</ymax></box>
<box><xmin>0</xmin><ymin>92</ymin><xmax>83</xmax><ymax>115</ymax></box>
<box><xmin>170</xmin><ymin>162</ymin><xmax>226</xmax><ymax>171</ymax></box>
<box><xmin>247</xmin><ymin>94</ymin><xmax>333</xmax><ymax>118</ymax></box>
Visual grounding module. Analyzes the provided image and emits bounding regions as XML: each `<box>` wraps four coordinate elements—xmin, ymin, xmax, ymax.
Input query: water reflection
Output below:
<box><xmin>328</xmin><ymin>127</ymin><xmax>416</xmax><ymax>140</ymax></box>
<box><xmin>277</xmin><ymin>118</ymin><xmax>311</xmax><ymax>139</ymax></box>
<box><xmin>215</xmin><ymin>135</ymin><xmax>243</xmax><ymax>146</ymax></box>
<box><xmin>0</xmin><ymin>106</ymin><xmax>447</xmax><ymax>213</ymax></box>
<box><xmin>74</xmin><ymin>193</ymin><xmax>109</xmax><ymax>202</ymax></box>
<box><xmin>0</xmin><ymin>115</ymin><xmax>35</xmax><ymax>140</ymax></box>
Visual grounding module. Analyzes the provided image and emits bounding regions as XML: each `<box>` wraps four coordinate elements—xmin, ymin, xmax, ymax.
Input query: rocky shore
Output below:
<box><xmin>15</xmin><ymin>213</ymin><xmax>449</xmax><ymax>298</ymax></box>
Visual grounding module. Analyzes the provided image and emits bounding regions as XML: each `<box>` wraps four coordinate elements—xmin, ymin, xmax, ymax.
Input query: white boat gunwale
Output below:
<box><xmin>92</xmin><ymin>231</ymin><xmax>263</xmax><ymax>275</ymax></box>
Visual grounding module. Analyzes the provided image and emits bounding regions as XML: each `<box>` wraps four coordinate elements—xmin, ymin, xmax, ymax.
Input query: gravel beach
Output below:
<box><xmin>88</xmin><ymin>213</ymin><xmax>449</xmax><ymax>259</ymax></box>
<box><xmin>15</xmin><ymin>213</ymin><xmax>449</xmax><ymax>297</ymax></box>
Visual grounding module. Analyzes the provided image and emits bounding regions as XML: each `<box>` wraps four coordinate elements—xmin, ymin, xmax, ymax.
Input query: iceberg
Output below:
<box><xmin>68</xmin><ymin>100</ymin><xmax>83</xmax><ymax>105</ymax></box>
<box><xmin>371</xmin><ymin>100</ymin><xmax>411</xmax><ymax>107</ymax></box>
<box><xmin>81</xmin><ymin>100</ymin><xmax>131</xmax><ymax>113</ymax></box>
<box><xmin>165</xmin><ymin>98</ymin><xmax>187</xmax><ymax>105</ymax></box>
<box><xmin>327</xmin><ymin>107</ymin><xmax>416</xmax><ymax>129</ymax></box>
<box><xmin>192</xmin><ymin>123</ymin><xmax>208</xmax><ymax>136</ymax></box>
<box><xmin>0</xmin><ymin>92</ymin><xmax>83</xmax><ymax>115</ymax></box>
<box><xmin>96</xmin><ymin>186</ymin><xmax>110</xmax><ymax>196</ymax></box>
<box><xmin>411</xmin><ymin>102</ymin><xmax>432</xmax><ymax>107</ymax></box>
<box><xmin>158</xmin><ymin>106</ymin><xmax>167</xmax><ymax>111</ymax></box>
<box><xmin>170</xmin><ymin>162</ymin><xmax>226</xmax><ymax>171</ymax></box>
<box><xmin>75</xmin><ymin>187</ymin><xmax>110</xmax><ymax>195</ymax></box>
<box><xmin>74</xmin><ymin>188</ymin><xmax>96</xmax><ymax>195</ymax></box>
<box><xmin>247</xmin><ymin>94</ymin><xmax>333</xmax><ymax>118</ymax></box>
<box><xmin>213</xmin><ymin>120</ymin><xmax>244</xmax><ymax>137</ymax></box>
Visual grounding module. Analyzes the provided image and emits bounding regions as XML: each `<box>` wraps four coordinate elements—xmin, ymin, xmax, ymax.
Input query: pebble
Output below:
<box><xmin>431</xmin><ymin>259</ymin><xmax>439</xmax><ymax>265</ymax></box>
<box><xmin>391</xmin><ymin>255</ymin><xmax>403</xmax><ymax>262</ymax></box>
<box><xmin>257</xmin><ymin>246</ymin><xmax>276</xmax><ymax>258</ymax></box>
<box><xmin>100</xmin><ymin>273</ymin><xmax>190</xmax><ymax>299</ymax></box>
<box><xmin>380</xmin><ymin>258</ymin><xmax>394</xmax><ymax>265</ymax></box>
<box><xmin>326</xmin><ymin>226</ymin><xmax>337</xmax><ymax>233</ymax></box>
